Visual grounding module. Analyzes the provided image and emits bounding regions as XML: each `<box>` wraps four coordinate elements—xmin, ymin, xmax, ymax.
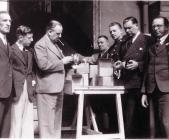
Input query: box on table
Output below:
<box><xmin>64</xmin><ymin>63</ymin><xmax>90</xmax><ymax>95</ymax></box>
<box><xmin>64</xmin><ymin>74</ymin><xmax>84</xmax><ymax>95</ymax></box>
<box><xmin>89</xmin><ymin>64</ymin><xmax>98</xmax><ymax>78</ymax></box>
<box><xmin>98</xmin><ymin>58</ymin><xmax>113</xmax><ymax>77</ymax></box>
<box><xmin>76</xmin><ymin>63</ymin><xmax>89</xmax><ymax>74</ymax></box>
<box><xmin>94</xmin><ymin>76</ymin><xmax>114</xmax><ymax>86</ymax></box>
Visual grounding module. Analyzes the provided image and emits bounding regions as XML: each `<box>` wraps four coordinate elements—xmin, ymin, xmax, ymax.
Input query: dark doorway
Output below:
<box><xmin>148</xmin><ymin>1</ymin><xmax>160</xmax><ymax>33</ymax></box>
<box><xmin>9</xmin><ymin>0</ymin><xmax>94</xmax><ymax>56</ymax></box>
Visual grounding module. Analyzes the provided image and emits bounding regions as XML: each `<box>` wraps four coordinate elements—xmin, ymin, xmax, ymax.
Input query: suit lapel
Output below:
<box><xmin>27</xmin><ymin>51</ymin><xmax>32</xmax><ymax>71</ymax></box>
<box><xmin>156</xmin><ymin>43</ymin><xmax>166</xmax><ymax>54</ymax></box>
<box><xmin>8</xmin><ymin>42</ymin><xmax>12</xmax><ymax>58</ymax></box>
<box><xmin>0</xmin><ymin>38</ymin><xmax>8</xmax><ymax>55</ymax></box>
<box><xmin>150</xmin><ymin>44</ymin><xmax>156</xmax><ymax>56</ymax></box>
<box><xmin>124</xmin><ymin>34</ymin><xmax>142</xmax><ymax>58</ymax></box>
<box><xmin>13</xmin><ymin>44</ymin><xmax>26</xmax><ymax>65</ymax></box>
<box><xmin>156</xmin><ymin>35</ymin><xmax>169</xmax><ymax>54</ymax></box>
<box><xmin>45</xmin><ymin>35</ymin><xmax>64</xmax><ymax>59</ymax></box>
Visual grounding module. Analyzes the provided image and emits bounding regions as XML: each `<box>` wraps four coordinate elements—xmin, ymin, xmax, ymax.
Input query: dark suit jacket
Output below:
<box><xmin>141</xmin><ymin>35</ymin><xmax>169</xmax><ymax>93</ymax></box>
<box><xmin>11</xmin><ymin>43</ymin><xmax>34</xmax><ymax>102</ymax></box>
<box><xmin>106</xmin><ymin>35</ymin><xmax>128</xmax><ymax>61</ymax></box>
<box><xmin>120</xmin><ymin>33</ymin><xmax>147</xmax><ymax>89</ymax></box>
<box><xmin>0</xmin><ymin>39</ymin><xmax>12</xmax><ymax>98</ymax></box>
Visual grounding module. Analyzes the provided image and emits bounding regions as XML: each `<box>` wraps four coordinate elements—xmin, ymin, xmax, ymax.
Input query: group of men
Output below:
<box><xmin>0</xmin><ymin>11</ymin><xmax>73</xmax><ymax>138</ymax></box>
<box><xmin>88</xmin><ymin>16</ymin><xmax>169</xmax><ymax>138</ymax></box>
<box><xmin>1</xmin><ymin>9</ymin><xmax>169</xmax><ymax>139</ymax></box>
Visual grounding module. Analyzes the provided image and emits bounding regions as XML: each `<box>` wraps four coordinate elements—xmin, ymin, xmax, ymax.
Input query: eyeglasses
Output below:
<box><xmin>152</xmin><ymin>24</ymin><xmax>165</xmax><ymax>29</ymax></box>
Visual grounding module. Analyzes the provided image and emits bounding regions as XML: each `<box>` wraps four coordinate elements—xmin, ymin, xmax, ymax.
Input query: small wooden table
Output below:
<box><xmin>73</xmin><ymin>86</ymin><xmax>125</xmax><ymax>139</ymax></box>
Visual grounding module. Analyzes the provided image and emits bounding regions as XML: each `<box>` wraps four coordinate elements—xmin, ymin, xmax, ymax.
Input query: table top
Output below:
<box><xmin>73</xmin><ymin>86</ymin><xmax>125</xmax><ymax>95</ymax></box>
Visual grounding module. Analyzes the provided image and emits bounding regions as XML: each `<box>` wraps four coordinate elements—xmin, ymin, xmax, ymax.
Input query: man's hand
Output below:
<box><xmin>62</xmin><ymin>56</ymin><xmax>73</xmax><ymax>64</ymax></box>
<box><xmin>32</xmin><ymin>80</ymin><xmax>36</xmax><ymax>87</ymax></box>
<box><xmin>125</xmin><ymin>60</ymin><xmax>138</xmax><ymax>70</ymax></box>
<box><xmin>113</xmin><ymin>60</ymin><xmax>122</xmax><ymax>70</ymax></box>
<box><xmin>141</xmin><ymin>94</ymin><xmax>149</xmax><ymax>108</ymax></box>
<box><xmin>72</xmin><ymin>53</ymin><xmax>80</xmax><ymax>64</ymax></box>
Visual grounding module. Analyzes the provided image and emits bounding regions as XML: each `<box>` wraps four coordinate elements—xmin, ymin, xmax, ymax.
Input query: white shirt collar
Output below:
<box><xmin>132</xmin><ymin>31</ymin><xmax>140</xmax><ymax>43</ymax></box>
<box><xmin>0</xmin><ymin>32</ymin><xmax>7</xmax><ymax>45</ymax></box>
<box><xmin>159</xmin><ymin>33</ymin><xmax>169</xmax><ymax>45</ymax></box>
<box><xmin>16</xmin><ymin>41</ymin><xmax>24</xmax><ymax>51</ymax></box>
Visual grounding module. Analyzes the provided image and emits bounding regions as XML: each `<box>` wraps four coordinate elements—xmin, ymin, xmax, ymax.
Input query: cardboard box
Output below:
<box><xmin>98</xmin><ymin>59</ymin><xmax>113</xmax><ymax>77</ymax></box>
<box><xmin>76</xmin><ymin>63</ymin><xmax>89</xmax><ymax>74</ymax></box>
<box><xmin>89</xmin><ymin>64</ymin><xmax>98</xmax><ymax>78</ymax></box>
<box><xmin>96</xmin><ymin>76</ymin><xmax>114</xmax><ymax>86</ymax></box>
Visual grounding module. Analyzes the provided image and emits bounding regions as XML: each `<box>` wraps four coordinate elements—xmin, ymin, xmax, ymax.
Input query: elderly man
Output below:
<box><xmin>34</xmin><ymin>20</ymin><xmax>73</xmax><ymax>138</ymax></box>
<box><xmin>0</xmin><ymin>11</ymin><xmax>13</xmax><ymax>138</ymax></box>
<box><xmin>141</xmin><ymin>16</ymin><xmax>169</xmax><ymax>138</ymax></box>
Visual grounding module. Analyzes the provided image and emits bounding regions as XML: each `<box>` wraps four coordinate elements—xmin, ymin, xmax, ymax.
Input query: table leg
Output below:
<box><xmin>116</xmin><ymin>94</ymin><xmax>125</xmax><ymax>139</ymax></box>
<box><xmin>76</xmin><ymin>93</ymin><xmax>84</xmax><ymax>138</ymax></box>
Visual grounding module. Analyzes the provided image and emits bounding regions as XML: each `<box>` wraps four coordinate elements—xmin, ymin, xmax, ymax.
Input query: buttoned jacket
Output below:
<box><xmin>120</xmin><ymin>33</ymin><xmax>147</xmax><ymax>89</ymax></box>
<box><xmin>11</xmin><ymin>43</ymin><xmax>34</xmax><ymax>102</ymax></box>
<box><xmin>0</xmin><ymin>39</ymin><xmax>13</xmax><ymax>98</ymax></box>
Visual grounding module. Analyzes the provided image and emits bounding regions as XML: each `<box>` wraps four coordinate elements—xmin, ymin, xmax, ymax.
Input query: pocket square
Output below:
<box><xmin>139</xmin><ymin>47</ymin><xmax>143</xmax><ymax>51</ymax></box>
<box><xmin>165</xmin><ymin>42</ymin><xmax>169</xmax><ymax>46</ymax></box>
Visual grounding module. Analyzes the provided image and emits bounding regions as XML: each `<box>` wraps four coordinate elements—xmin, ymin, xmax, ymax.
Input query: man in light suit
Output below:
<box><xmin>0</xmin><ymin>11</ymin><xmax>13</xmax><ymax>138</ymax></box>
<box><xmin>34</xmin><ymin>20</ymin><xmax>73</xmax><ymax>138</ymax></box>
<box><xmin>9</xmin><ymin>25</ymin><xmax>35</xmax><ymax>138</ymax></box>
<box><xmin>141</xmin><ymin>16</ymin><xmax>169</xmax><ymax>138</ymax></box>
<box><xmin>114</xmin><ymin>17</ymin><xmax>147</xmax><ymax>138</ymax></box>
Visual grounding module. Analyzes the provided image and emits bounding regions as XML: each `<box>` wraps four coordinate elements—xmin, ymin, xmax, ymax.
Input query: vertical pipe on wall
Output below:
<box><xmin>93</xmin><ymin>0</ymin><xmax>101</xmax><ymax>49</ymax></box>
<box><xmin>143</xmin><ymin>1</ymin><xmax>149</xmax><ymax>34</ymax></box>
<box><xmin>45</xmin><ymin>0</ymin><xmax>51</xmax><ymax>13</ymax></box>
<box><xmin>137</xmin><ymin>1</ymin><xmax>149</xmax><ymax>34</ymax></box>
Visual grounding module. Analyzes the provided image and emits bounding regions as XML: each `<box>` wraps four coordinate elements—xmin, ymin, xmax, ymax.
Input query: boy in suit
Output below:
<box><xmin>9</xmin><ymin>25</ymin><xmax>35</xmax><ymax>138</ymax></box>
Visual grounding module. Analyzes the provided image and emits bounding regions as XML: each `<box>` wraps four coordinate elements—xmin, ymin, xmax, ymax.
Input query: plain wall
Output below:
<box><xmin>99</xmin><ymin>1</ymin><xmax>140</xmax><ymax>45</ymax></box>
<box><xmin>0</xmin><ymin>1</ymin><xmax>8</xmax><ymax>11</ymax></box>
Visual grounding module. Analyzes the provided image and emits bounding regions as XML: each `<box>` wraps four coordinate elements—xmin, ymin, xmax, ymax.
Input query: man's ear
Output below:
<box><xmin>18</xmin><ymin>35</ymin><xmax>23</xmax><ymax>41</ymax></box>
<box><xmin>48</xmin><ymin>29</ymin><xmax>53</xmax><ymax>36</ymax></box>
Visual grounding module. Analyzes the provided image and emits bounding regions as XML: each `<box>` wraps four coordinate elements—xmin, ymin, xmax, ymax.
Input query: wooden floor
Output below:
<box><xmin>35</xmin><ymin>131</ymin><xmax>168</xmax><ymax>139</ymax></box>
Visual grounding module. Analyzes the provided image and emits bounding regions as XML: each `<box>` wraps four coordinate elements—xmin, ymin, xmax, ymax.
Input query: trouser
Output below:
<box><xmin>10</xmin><ymin>80</ymin><xmax>34</xmax><ymax>138</ymax></box>
<box><xmin>37</xmin><ymin>92</ymin><xmax>63</xmax><ymax>138</ymax></box>
<box><xmin>0</xmin><ymin>95</ymin><xmax>12</xmax><ymax>138</ymax></box>
<box><xmin>90</xmin><ymin>95</ymin><xmax>118</xmax><ymax>133</ymax></box>
<box><xmin>122</xmin><ymin>88</ymin><xmax>148</xmax><ymax>138</ymax></box>
<box><xmin>150</xmin><ymin>86</ymin><xmax>169</xmax><ymax>138</ymax></box>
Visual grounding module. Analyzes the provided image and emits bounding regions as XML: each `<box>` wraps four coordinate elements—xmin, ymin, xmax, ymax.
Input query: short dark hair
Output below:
<box><xmin>109</xmin><ymin>22</ymin><xmax>122</xmax><ymax>29</ymax></box>
<box><xmin>153</xmin><ymin>16</ymin><xmax>169</xmax><ymax>28</ymax></box>
<box><xmin>123</xmin><ymin>16</ymin><xmax>138</xmax><ymax>25</ymax></box>
<box><xmin>16</xmin><ymin>25</ymin><xmax>32</xmax><ymax>39</ymax></box>
<box><xmin>46</xmin><ymin>20</ymin><xmax>62</xmax><ymax>31</ymax></box>
<box><xmin>98</xmin><ymin>35</ymin><xmax>108</xmax><ymax>41</ymax></box>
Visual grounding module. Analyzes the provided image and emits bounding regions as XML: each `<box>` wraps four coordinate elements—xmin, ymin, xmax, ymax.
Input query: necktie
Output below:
<box><xmin>127</xmin><ymin>38</ymin><xmax>132</xmax><ymax>48</ymax></box>
<box><xmin>3</xmin><ymin>36</ymin><xmax>7</xmax><ymax>46</ymax></box>
<box><xmin>125</xmin><ymin>38</ymin><xmax>132</xmax><ymax>53</ymax></box>
<box><xmin>22</xmin><ymin>48</ymin><xmax>28</xmax><ymax>66</ymax></box>
<box><xmin>156</xmin><ymin>38</ymin><xmax>160</xmax><ymax>48</ymax></box>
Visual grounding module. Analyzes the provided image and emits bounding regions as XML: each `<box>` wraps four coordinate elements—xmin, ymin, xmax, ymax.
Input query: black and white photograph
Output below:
<box><xmin>0</xmin><ymin>0</ymin><xmax>169</xmax><ymax>139</ymax></box>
